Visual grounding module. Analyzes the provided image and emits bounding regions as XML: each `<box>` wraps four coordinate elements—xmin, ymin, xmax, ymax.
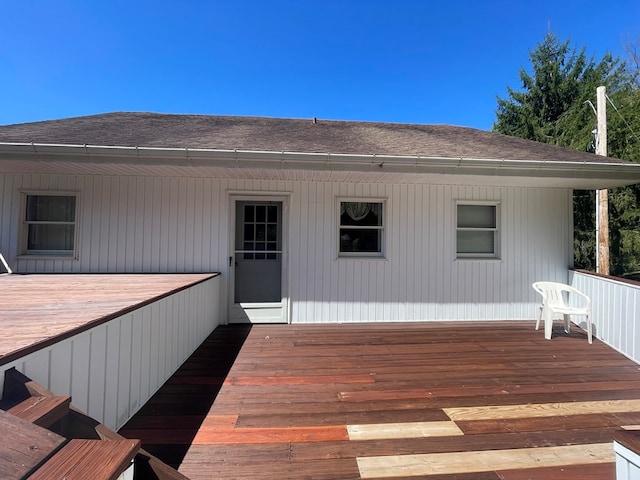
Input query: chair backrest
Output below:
<box><xmin>0</xmin><ymin>252</ymin><xmax>11</xmax><ymax>274</ymax></box>
<box><xmin>532</xmin><ymin>281</ymin><xmax>590</xmax><ymax>311</ymax></box>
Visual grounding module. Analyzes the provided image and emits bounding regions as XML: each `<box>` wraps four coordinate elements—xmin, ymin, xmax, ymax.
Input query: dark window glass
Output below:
<box><xmin>339</xmin><ymin>202</ymin><xmax>383</xmax><ymax>255</ymax></box>
<box><xmin>267</xmin><ymin>205</ymin><xmax>277</xmax><ymax>222</ymax></box>
<box><xmin>244</xmin><ymin>205</ymin><xmax>254</xmax><ymax>222</ymax></box>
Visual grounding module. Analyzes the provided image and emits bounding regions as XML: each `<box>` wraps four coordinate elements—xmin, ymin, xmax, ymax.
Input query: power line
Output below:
<box><xmin>605</xmin><ymin>94</ymin><xmax>640</xmax><ymax>145</ymax></box>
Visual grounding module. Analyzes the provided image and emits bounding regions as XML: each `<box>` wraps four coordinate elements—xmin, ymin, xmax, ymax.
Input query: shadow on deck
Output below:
<box><xmin>118</xmin><ymin>325</ymin><xmax>252</xmax><ymax>468</ymax></box>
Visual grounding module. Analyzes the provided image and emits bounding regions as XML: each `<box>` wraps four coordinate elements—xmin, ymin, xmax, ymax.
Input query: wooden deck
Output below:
<box><xmin>117</xmin><ymin>321</ymin><xmax>640</xmax><ymax>479</ymax></box>
<box><xmin>0</xmin><ymin>273</ymin><xmax>215</xmax><ymax>364</ymax></box>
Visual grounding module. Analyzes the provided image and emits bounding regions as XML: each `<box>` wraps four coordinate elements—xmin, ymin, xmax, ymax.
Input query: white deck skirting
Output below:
<box><xmin>0</xmin><ymin>274</ymin><xmax>221</xmax><ymax>431</ymax></box>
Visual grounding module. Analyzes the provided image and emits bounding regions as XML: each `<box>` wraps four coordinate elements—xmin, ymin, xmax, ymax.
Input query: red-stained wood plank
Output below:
<box><xmin>338</xmin><ymin>380</ymin><xmax>640</xmax><ymax>402</ymax></box>
<box><xmin>234</xmin><ymin>408</ymin><xmax>449</xmax><ymax>428</ymax></box>
<box><xmin>7</xmin><ymin>395</ymin><xmax>71</xmax><ymax>428</ymax></box>
<box><xmin>455</xmin><ymin>413</ymin><xmax>618</xmax><ymax>435</ymax></box>
<box><xmin>225</xmin><ymin>373</ymin><xmax>375</xmax><ymax>385</ymax></box>
<box><xmin>192</xmin><ymin>425</ymin><xmax>349</xmax><ymax>444</ymax></box>
<box><xmin>497</xmin><ymin>462</ymin><xmax>615</xmax><ymax>480</ymax></box>
<box><xmin>28</xmin><ymin>439</ymin><xmax>140</xmax><ymax>480</ymax></box>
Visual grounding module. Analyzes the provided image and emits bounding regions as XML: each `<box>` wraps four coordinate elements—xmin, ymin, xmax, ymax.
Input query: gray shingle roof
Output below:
<box><xmin>0</xmin><ymin>112</ymin><xmax>625</xmax><ymax>164</ymax></box>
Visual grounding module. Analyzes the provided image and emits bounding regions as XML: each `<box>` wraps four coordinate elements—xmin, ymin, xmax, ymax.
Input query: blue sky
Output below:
<box><xmin>1</xmin><ymin>0</ymin><xmax>638</xmax><ymax>130</ymax></box>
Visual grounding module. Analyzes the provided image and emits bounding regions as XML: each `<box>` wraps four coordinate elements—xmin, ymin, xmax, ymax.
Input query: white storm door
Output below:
<box><xmin>231</xmin><ymin>201</ymin><xmax>284</xmax><ymax>323</ymax></box>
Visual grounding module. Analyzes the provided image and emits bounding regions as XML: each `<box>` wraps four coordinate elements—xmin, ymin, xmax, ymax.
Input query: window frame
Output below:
<box><xmin>337</xmin><ymin>198</ymin><xmax>386</xmax><ymax>259</ymax></box>
<box><xmin>20</xmin><ymin>191</ymin><xmax>79</xmax><ymax>258</ymax></box>
<box><xmin>455</xmin><ymin>201</ymin><xmax>500</xmax><ymax>260</ymax></box>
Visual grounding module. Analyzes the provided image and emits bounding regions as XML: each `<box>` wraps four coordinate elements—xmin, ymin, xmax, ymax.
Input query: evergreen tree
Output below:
<box><xmin>493</xmin><ymin>32</ymin><xmax>635</xmax><ymax>273</ymax></box>
<box><xmin>606</xmin><ymin>87</ymin><xmax>640</xmax><ymax>275</ymax></box>
<box><xmin>494</xmin><ymin>32</ymin><xmax>624</xmax><ymax>150</ymax></box>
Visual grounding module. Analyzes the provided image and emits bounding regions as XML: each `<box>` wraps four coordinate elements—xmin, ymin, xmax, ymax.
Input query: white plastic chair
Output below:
<box><xmin>532</xmin><ymin>281</ymin><xmax>592</xmax><ymax>344</ymax></box>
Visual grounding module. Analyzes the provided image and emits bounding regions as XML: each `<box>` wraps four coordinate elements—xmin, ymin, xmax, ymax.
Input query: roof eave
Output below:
<box><xmin>0</xmin><ymin>142</ymin><xmax>638</xmax><ymax>188</ymax></box>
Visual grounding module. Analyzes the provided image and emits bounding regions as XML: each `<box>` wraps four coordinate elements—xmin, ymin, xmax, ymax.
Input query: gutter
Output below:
<box><xmin>0</xmin><ymin>142</ymin><xmax>639</xmax><ymax>182</ymax></box>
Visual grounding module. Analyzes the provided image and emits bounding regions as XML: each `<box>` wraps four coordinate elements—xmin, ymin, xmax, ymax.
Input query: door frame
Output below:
<box><xmin>228</xmin><ymin>193</ymin><xmax>290</xmax><ymax>324</ymax></box>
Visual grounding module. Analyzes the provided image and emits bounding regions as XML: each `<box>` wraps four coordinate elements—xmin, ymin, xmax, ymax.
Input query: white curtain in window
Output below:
<box><xmin>341</xmin><ymin>202</ymin><xmax>371</xmax><ymax>221</ymax></box>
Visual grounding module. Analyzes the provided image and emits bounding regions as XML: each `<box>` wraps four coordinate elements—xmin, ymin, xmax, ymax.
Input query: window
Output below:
<box><xmin>23</xmin><ymin>193</ymin><xmax>77</xmax><ymax>256</ymax></box>
<box><xmin>456</xmin><ymin>203</ymin><xmax>499</xmax><ymax>258</ymax></box>
<box><xmin>241</xmin><ymin>203</ymin><xmax>280</xmax><ymax>260</ymax></box>
<box><xmin>339</xmin><ymin>200</ymin><xmax>384</xmax><ymax>257</ymax></box>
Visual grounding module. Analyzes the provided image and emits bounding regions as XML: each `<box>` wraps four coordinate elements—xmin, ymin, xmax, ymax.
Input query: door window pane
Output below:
<box><xmin>267</xmin><ymin>205</ymin><xmax>277</xmax><ymax>222</ymax></box>
<box><xmin>244</xmin><ymin>224</ymin><xmax>254</xmax><ymax>241</ymax></box>
<box><xmin>244</xmin><ymin>205</ymin><xmax>254</xmax><ymax>222</ymax></box>
<box><xmin>267</xmin><ymin>225</ymin><xmax>277</xmax><ymax>242</ymax></box>
<box><xmin>237</xmin><ymin>202</ymin><xmax>281</xmax><ymax>259</ymax></box>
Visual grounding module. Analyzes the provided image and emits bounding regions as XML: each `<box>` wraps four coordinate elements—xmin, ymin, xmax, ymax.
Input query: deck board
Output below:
<box><xmin>117</xmin><ymin>322</ymin><xmax>640</xmax><ymax>479</ymax></box>
<box><xmin>356</xmin><ymin>443</ymin><xmax>613</xmax><ymax>478</ymax></box>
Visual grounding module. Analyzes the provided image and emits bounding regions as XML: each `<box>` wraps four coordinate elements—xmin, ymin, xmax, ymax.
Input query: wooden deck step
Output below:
<box><xmin>0</xmin><ymin>409</ymin><xmax>66</xmax><ymax>480</ymax></box>
<box><xmin>28</xmin><ymin>438</ymin><xmax>141</xmax><ymax>480</ymax></box>
<box><xmin>68</xmin><ymin>407</ymin><xmax>191</xmax><ymax>480</ymax></box>
<box><xmin>8</xmin><ymin>395</ymin><xmax>71</xmax><ymax>428</ymax></box>
<box><xmin>1</xmin><ymin>365</ymin><xmax>190</xmax><ymax>480</ymax></box>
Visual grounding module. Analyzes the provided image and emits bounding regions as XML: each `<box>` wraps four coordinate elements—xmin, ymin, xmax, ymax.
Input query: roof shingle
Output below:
<box><xmin>0</xmin><ymin>112</ymin><xmax>626</xmax><ymax>164</ymax></box>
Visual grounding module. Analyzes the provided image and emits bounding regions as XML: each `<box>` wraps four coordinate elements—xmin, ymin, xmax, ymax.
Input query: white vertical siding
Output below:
<box><xmin>0</xmin><ymin>275</ymin><xmax>220</xmax><ymax>431</ymax></box>
<box><xmin>571</xmin><ymin>270</ymin><xmax>640</xmax><ymax>363</ymax></box>
<box><xmin>289</xmin><ymin>182</ymin><xmax>569</xmax><ymax>323</ymax></box>
<box><xmin>0</xmin><ymin>173</ymin><xmax>572</xmax><ymax>323</ymax></box>
<box><xmin>615</xmin><ymin>442</ymin><xmax>640</xmax><ymax>480</ymax></box>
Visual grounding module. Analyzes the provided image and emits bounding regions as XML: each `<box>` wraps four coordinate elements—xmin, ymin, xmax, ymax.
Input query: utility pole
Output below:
<box><xmin>596</xmin><ymin>85</ymin><xmax>610</xmax><ymax>275</ymax></box>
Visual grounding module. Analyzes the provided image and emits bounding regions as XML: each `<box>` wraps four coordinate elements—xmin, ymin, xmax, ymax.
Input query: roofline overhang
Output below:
<box><xmin>0</xmin><ymin>142</ymin><xmax>639</xmax><ymax>186</ymax></box>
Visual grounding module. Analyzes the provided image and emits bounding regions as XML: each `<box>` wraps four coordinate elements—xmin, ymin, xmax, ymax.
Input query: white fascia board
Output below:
<box><xmin>1</xmin><ymin>142</ymin><xmax>640</xmax><ymax>186</ymax></box>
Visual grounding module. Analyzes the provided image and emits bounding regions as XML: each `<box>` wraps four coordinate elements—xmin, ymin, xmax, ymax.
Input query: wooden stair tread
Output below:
<box><xmin>1</xmin><ymin>368</ymin><xmax>189</xmax><ymax>480</ymax></box>
<box><xmin>0</xmin><ymin>409</ymin><xmax>66</xmax><ymax>480</ymax></box>
<box><xmin>69</xmin><ymin>407</ymin><xmax>191</xmax><ymax>480</ymax></box>
<box><xmin>8</xmin><ymin>395</ymin><xmax>71</xmax><ymax>428</ymax></box>
<box><xmin>29</xmin><ymin>439</ymin><xmax>141</xmax><ymax>480</ymax></box>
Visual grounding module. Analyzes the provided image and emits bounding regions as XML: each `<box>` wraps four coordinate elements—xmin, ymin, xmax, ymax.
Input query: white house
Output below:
<box><xmin>1</xmin><ymin>112</ymin><xmax>639</xmax><ymax>325</ymax></box>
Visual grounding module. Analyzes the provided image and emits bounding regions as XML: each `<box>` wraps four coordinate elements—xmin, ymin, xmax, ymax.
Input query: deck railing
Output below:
<box><xmin>569</xmin><ymin>270</ymin><xmax>640</xmax><ymax>479</ymax></box>
<box><xmin>570</xmin><ymin>270</ymin><xmax>640</xmax><ymax>364</ymax></box>
<box><xmin>0</xmin><ymin>274</ymin><xmax>221</xmax><ymax>431</ymax></box>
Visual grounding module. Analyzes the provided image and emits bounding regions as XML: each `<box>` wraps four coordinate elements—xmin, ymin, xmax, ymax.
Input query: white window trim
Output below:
<box><xmin>336</xmin><ymin>197</ymin><xmax>387</xmax><ymax>259</ymax></box>
<box><xmin>19</xmin><ymin>190</ymin><xmax>80</xmax><ymax>259</ymax></box>
<box><xmin>455</xmin><ymin>200</ymin><xmax>500</xmax><ymax>260</ymax></box>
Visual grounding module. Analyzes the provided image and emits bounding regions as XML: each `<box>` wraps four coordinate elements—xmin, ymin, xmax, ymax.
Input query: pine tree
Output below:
<box><xmin>494</xmin><ymin>32</ymin><xmax>623</xmax><ymax>148</ymax></box>
<box><xmin>493</xmin><ymin>32</ymin><xmax>631</xmax><ymax>272</ymax></box>
<box><xmin>606</xmin><ymin>87</ymin><xmax>640</xmax><ymax>275</ymax></box>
